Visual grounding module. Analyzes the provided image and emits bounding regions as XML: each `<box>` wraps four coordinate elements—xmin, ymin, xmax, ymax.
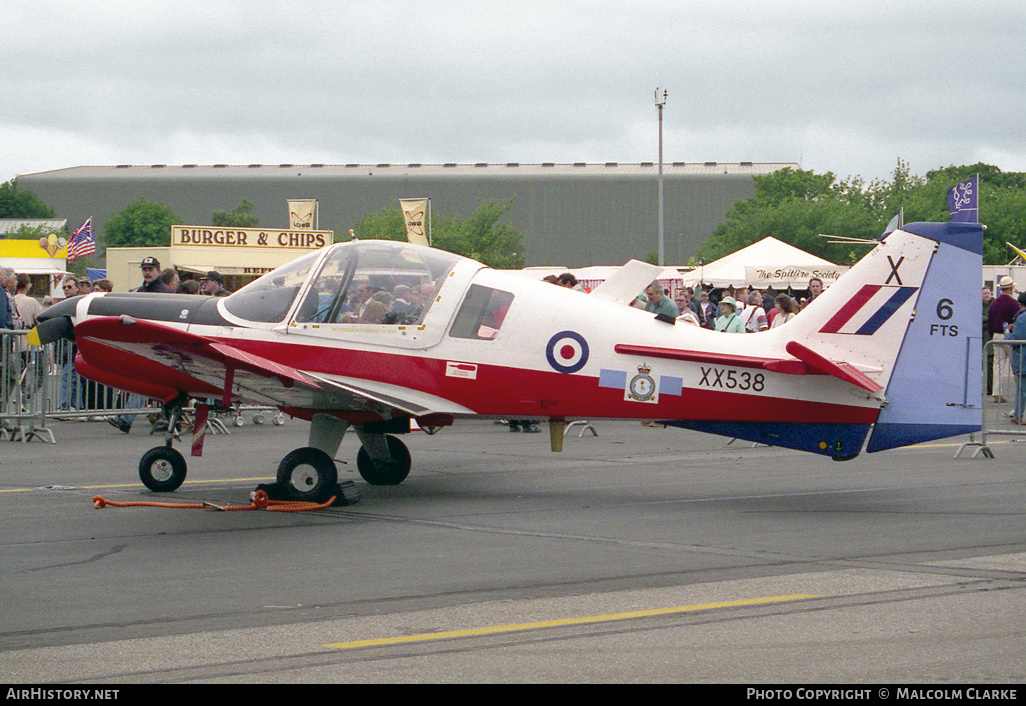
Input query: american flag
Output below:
<box><xmin>67</xmin><ymin>218</ymin><xmax>96</xmax><ymax>262</ymax></box>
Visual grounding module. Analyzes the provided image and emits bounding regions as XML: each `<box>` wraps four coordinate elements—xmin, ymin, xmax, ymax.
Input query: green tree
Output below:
<box><xmin>699</xmin><ymin>167</ymin><xmax>880</xmax><ymax>264</ymax></box>
<box><xmin>0</xmin><ymin>180</ymin><xmax>56</xmax><ymax>218</ymax></box>
<box><xmin>917</xmin><ymin>163</ymin><xmax>1026</xmax><ymax>263</ymax></box>
<box><xmin>433</xmin><ymin>199</ymin><xmax>525</xmax><ymax>269</ymax></box>
<box><xmin>212</xmin><ymin>199</ymin><xmax>259</xmax><ymax>227</ymax></box>
<box><xmin>104</xmin><ymin>200</ymin><xmax>182</xmax><ymax>248</ymax></box>
<box><xmin>863</xmin><ymin>158</ymin><xmax>927</xmax><ymax>220</ymax></box>
<box><xmin>699</xmin><ymin>162</ymin><xmax>1026</xmax><ymax>266</ymax></box>
<box><xmin>983</xmin><ymin>188</ymin><xmax>1026</xmax><ymax>264</ymax></box>
<box><xmin>350</xmin><ymin>205</ymin><xmax>406</xmax><ymax>242</ymax></box>
<box><xmin>351</xmin><ymin>198</ymin><xmax>526</xmax><ymax>268</ymax></box>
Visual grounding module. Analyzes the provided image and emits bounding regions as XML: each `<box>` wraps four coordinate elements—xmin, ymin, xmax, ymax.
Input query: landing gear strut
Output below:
<box><xmin>132</xmin><ymin>405</ymin><xmax>414</xmax><ymax>499</ymax></box>
<box><xmin>139</xmin><ymin>395</ymin><xmax>189</xmax><ymax>492</ymax></box>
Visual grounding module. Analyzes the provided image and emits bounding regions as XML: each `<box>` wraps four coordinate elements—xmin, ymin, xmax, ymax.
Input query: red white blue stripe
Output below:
<box><xmin>819</xmin><ymin>284</ymin><xmax>918</xmax><ymax>335</ymax></box>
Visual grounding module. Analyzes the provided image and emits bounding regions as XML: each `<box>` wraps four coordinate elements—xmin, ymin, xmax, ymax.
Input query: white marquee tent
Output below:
<box><xmin>682</xmin><ymin>236</ymin><xmax>848</xmax><ymax>289</ymax></box>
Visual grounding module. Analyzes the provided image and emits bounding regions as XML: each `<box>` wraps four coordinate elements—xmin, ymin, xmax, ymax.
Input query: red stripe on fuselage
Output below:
<box><xmin>218</xmin><ymin>336</ymin><xmax>879</xmax><ymax>425</ymax></box>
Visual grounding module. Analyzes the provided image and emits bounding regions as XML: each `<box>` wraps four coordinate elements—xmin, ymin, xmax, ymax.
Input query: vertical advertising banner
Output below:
<box><xmin>399</xmin><ymin>198</ymin><xmax>430</xmax><ymax>246</ymax></box>
<box><xmin>288</xmin><ymin>199</ymin><xmax>319</xmax><ymax>230</ymax></box>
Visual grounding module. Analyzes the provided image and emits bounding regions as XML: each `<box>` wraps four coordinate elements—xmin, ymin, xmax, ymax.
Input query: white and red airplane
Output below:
<box><xmin>32</xmin><ymin>221</ymin><xmax>983</xmax><ymax>501</ymax></box>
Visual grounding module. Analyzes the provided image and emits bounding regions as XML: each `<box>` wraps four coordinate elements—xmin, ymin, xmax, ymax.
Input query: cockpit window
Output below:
<box><xmin>449</xmin><ymin>285</ymin><xmax>514</xmax><ymax>340</ymax></box>
<box><xmin>293</xmin><ymin>240</ymin><xmax>462</xmax><ymax>326</ymax></box>
<box><xmin>294</xmin><ymin>246</ymin><xmax>354</xmax><ymax>323</ymax></box>
<box><xmin>223</xmin><ymin>249</ymin><xmax>323</xmax><ymax>323</ymax></box>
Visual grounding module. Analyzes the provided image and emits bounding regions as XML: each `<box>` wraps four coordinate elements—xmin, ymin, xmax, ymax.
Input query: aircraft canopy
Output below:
<box><xmin>223</xmin><ymin>240</ymin><xmax>462</xmax><ymax>325</ymax></box>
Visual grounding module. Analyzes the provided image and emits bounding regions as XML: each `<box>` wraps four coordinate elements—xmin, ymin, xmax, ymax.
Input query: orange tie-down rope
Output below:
<box><xmin>92</xmin><ymin>490</ymin><xmax>336</xmax><ymax>513</ymax></box>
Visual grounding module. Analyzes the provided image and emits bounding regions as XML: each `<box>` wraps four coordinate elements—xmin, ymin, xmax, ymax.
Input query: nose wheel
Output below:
<box><xmin>139</xmin><ymin>446</ymin><xmax>188</xmax><ymax>492</ymax></box>
<box><xmin>138</xmin><ymin>395</ymin><xmax>190</xmax><ymax>492</ymax></box>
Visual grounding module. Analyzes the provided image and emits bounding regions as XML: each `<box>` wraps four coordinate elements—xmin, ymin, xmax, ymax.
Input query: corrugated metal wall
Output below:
<box><xmin>18</xmin><ymin>163</ymin><xmax>793</xmax><ymax>267</ymax></box>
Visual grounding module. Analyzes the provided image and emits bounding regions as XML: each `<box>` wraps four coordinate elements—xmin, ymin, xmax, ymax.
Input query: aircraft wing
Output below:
<box><xmin>72</xmin><ymin>316</ymin><xmax>446</xmax><ymax>418</ymax></box>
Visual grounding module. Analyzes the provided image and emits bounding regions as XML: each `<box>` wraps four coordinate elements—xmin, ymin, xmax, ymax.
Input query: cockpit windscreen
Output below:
<box><xmin>223</xmin><ymin>249</ymin><xmax>323</xmax><ymax>323</ymax></box>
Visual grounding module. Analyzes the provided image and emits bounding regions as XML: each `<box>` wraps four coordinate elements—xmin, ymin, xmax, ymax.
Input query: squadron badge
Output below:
<box><xmin>627</xmin><ymin>364</ymin><xmax>658</xmax><ymax>403</ymax></box>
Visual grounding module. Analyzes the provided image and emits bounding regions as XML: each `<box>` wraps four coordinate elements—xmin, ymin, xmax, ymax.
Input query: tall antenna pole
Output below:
<box><xmin>655</xmin><ymin>87</ymin><xmax>668</xmax><ymax>266</ymax></box>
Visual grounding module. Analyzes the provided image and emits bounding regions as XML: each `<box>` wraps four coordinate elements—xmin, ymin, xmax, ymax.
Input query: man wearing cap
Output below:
<box><xmin>109</xmin><ymin>256</ymin><xmax>173</xmax><ymax>432</ymax></box>
<box><xmin>988</xmin><ymin>276</ymin><xmax>1020</xmax><ymax>403</ymax></box>
<box><xmin>200</xmin><ymin>271</ymin><xmax>231</xmax><ymax>297</ymax></box>
<box><xmin>134</xmin><ymin>256</ymin><xmax>173</xmax><ymax>293</ymax></box>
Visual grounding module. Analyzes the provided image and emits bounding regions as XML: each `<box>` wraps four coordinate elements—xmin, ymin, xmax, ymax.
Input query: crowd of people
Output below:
<box><xmin>0</xmin><ymin>257</ymin><xmax>236</xmax><ymax>434</ymax></box>
<box><xmin>336</xmin><ymin>281</ymin><xmax>437</xmax><ymax>326</ymax></box>
<box><xmin>539</xmin><ymin>270</ymin><xmax>824</xmax><ymax>336</ymax></box>
<box><xmin>629</xmin><ymin>275</ymin><xmax>819</xmax><ymax>334</ymax></box>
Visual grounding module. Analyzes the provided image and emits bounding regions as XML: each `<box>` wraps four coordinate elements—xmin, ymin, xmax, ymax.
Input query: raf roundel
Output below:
<box><xmin>546</xmin><ymin>331</ymin><xmax>590</xmax><ymax>374</ymax></box>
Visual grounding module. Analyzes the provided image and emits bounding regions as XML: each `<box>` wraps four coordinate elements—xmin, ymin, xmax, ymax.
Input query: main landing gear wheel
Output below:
<box><xmin>139</xmin><ymin>446</ymin><xmax>188</xmax><ymax>492</ymax></box>
<box><xmin>277</xmin><ymin>447</ymin><xmax>338</xmax><ymax>502</ymax></box>
<box><xmin>357</xmin><ymin>434</ymin><xmax>411</xmax><ymax>486</ymax></box>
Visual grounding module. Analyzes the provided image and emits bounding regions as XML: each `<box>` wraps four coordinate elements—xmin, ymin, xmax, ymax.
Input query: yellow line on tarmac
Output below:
<box><xmin>322</xmin><ymin>594</ymin><xmax>818</xmax><ymax>650</ymax></box>
<box><xmin>0</xmin><ymin>477</ymin><xmax>275</xmax><ymax>494</ymax></box>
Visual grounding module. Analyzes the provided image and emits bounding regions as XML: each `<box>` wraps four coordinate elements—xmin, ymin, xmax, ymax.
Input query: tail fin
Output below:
<box><xmin>865</xmin><ymin>222</ymin><xmax>983</xmax><ymax>451</ymax></box>
<box><xmin>785</xmin><ymin>221</ymin><xmax>983</xmax><ymax>453</ymax></box>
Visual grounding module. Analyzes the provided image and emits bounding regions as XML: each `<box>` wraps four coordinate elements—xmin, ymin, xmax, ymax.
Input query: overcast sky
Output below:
<box><xmin>3</xmin><ymin>1</ymin><xmax>1023</xmax><ymax>186</ymax></box>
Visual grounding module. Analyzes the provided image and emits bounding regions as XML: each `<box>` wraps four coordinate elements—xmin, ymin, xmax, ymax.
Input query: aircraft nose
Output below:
<box><xmin>31</xmin><ymin>296</ymin><xmax>79</xmax><ymax>344</ymax></box>
<box><xmin>37</xmin><ymin>295</ymin><xmax>79</xmax><ymax>323</ymax></box>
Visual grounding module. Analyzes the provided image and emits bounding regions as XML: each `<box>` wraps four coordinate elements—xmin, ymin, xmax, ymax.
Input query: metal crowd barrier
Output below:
<box><xmin>1</xmin><ymin>329</ymin><xmax>52</xmax><ymax>442</ymax></box>
<box><xmin>2</xmin><ymin>329</ymin><xmax>286</xmax><ymax>443</ymax></box>
<box><xmin>45</xmin><ymin>338</ymin><xmax>160</xmax><ymax>422</ymax></box>
<box><xmin>1</xmin><ymin>331</ymin><xmax>161</xmax><ymax>443</ymax></box>
<box><xmin>978</xmin><ymin>338</ymin><xmax>1026</xmax><ymax>456</ymax></box>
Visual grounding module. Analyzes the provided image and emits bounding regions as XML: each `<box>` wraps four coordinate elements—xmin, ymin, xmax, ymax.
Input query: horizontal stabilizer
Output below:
<box><xmin>615</xmin><ymin>343</ymin><xmax>879</xmax><ymax>392</ymax></box>
<box><xmin>616</xmin><ymin>343</ymin><xmax>810</xmax><ymax>373</ymax></box>
<box><xmin>785</xmin><ymin>341</ymin><xmax>883</xmax><ymax>393</ymax></box>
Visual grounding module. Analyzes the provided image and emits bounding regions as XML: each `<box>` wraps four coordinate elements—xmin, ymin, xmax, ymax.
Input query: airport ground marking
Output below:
<box><xmin>0</xmin><ymin>477</ymin><xmax>275</xmax><ymax>494</ymax></box>
<box><xmin>322</xmin><ymin>594</ymin><xmax>818</xmax><ymax>650</ymax></box>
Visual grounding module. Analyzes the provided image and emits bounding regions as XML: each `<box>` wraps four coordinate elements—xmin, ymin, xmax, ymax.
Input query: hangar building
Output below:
<box><xmin>16</xmin><ymin>161</ymin><xmax>796</xmax><ymax>267</ymax></box>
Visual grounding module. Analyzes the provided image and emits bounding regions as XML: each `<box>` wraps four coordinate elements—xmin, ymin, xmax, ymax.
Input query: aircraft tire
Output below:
<box><xmin>277</xmin><ymin>447</ymin><xmax>338</xmax><ymax>502</ymax></box>
<box><xmin>139</xmin><ymin>446</ymin><xmax>188</xmax><ymax>492</ymax></box>
<box><xmin>357</xmin><ymin>435</ymin><xmax>411</xmax><ymax>486</ymax></box>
